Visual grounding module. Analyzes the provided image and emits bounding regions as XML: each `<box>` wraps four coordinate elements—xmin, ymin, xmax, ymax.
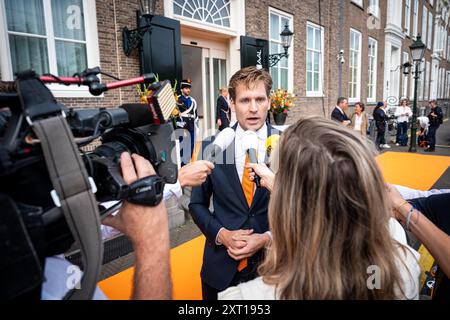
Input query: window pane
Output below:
<box><xmin>6</xmin><ymin>0</ymin><xmax>45</xmax><ymax>35</ymax></box>
<box><xmin>270</xmin><ymin>67</ymin><xmax>279</xmax><ymax>89</ymax></box>
<box><xmin>314</xmin><ymin>72</ymin><xmax>319</xmax><ymax>91</ymax></box>
<box><xmin>307</xmin><ymin>71</ymin><xmax>312</xmax><ymax>91</ymax></box>
<box><xmin>307</xmin><ymin>26</ymin><xmax>314</xmax><ymax>49</ymax></box>
<box><xmin>280</xmin><ymin>68</ymin><xmax>288</xmax><ymax>89</ymax></box>
<box><xmin>269</xmin><ymin>41</ymin><xmax>278</xmax><ymax>55</ymax></box>
<box><xmin>51</xmin><ymin>0</ymin><xmax>86</xmax><ymax>41</ymax></box>
<box><xmin>306</xmin><ymin>51</ymin><xmax>313</xmax><ymax>71</ymax></box>
<box><xmin>270</xmin><ymin>13</ymin><xmax>279</xmax><ymax>40</ymax></box>
<box><xmin>55</xmin><ymin>40</ymin><xmax>87</xmax><ymax>76</ymax></box>
<box><xmin>280</xmin><ymin>47</ymin><xmax>288</xmax><ymax>68</ymax></box>
<box><xmin>315</xmin><ymin>28</ymin><xmax>321</xmax><ymax>50</ymax></box>
<box><xmin>9</xmin><ymin>34</ymin><xmax>49</xmax><ymax>75</ymax></box>
<box><xmin>281</xmin><ymin>17</ymin><xmax>289</xmax><ymax>30</ymax></box>
<box><xmin>313</xmin><ymin>52</ymin><xmax>320</xmax><ymax>72</ymax></box>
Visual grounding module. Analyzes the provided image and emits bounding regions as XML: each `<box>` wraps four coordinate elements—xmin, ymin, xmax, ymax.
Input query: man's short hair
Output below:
<box><xmin>337</xmin><ymin>97</ymin><xmax>347</xmax><ymax>105</ymax></box>
<box><xmin>430</xmin><ymin>99</ymin><xmax>437</xmax><ymax>105</ymax></box>
<box><xmin>228</xmin><ymin>67</ymin><xmax>272</xmax><ymax>102</ymax></box>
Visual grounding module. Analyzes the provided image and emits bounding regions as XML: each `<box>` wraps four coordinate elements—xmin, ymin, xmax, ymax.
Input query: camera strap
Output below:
<box><xmin>15</xmin><ymin>72</ymin><xmax>103</xmax><ymax>300</ymax></box>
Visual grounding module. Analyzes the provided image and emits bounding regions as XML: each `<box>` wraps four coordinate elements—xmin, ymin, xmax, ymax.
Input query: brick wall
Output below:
<box><xmin>245</xmin><ymin>0</ymin><xmax>387</xmax><ymax>124</ymax></box>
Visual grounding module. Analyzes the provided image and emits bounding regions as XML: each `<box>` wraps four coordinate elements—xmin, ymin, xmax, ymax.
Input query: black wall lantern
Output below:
<box><xmin>269</xmin><ymin>23</ymin><xmax>294</xmax><ymax>67</ymax></box>
<box><xmin>122</xmin><ymin>0</ymin><xmax>157</xmax><ymax>56</ymax></box>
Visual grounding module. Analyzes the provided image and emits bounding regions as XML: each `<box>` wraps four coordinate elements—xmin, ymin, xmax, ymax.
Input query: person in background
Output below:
<box><xmin>425</xmin><ymin>100</ymin><xmax>444</xmax><ymax>152</ymax></box>
<box><xmin>417</xmin><ymin>116</ymin><xmax>430</xmax><ymax>149</ymax></box>
<box><xmin>220</xmin><ymin>117</ymin><xmax>420</xmax><ymax>300</ymax></box>
<box><xmin>331</xmin><ymin>97</ymin><xmax>351</xmax><ymax>127</ymax></box>
<box><xmin>177</xmin><ymin>79</ymin><xmax>199</xmax><ymax>165</ymax></box>
<box><xmin>373</xmin><ymin>101</ymin><xmax>390</xmax><ymax>150</ymax></box>
<box><xmin>394</xmin><ymin>99</ymin><xmax>412</xmax><ymax>147</ymax></box>
<box><xmin>350</xmin><ymin>102</ymin><xmax>368</xmax><ymax>137</ymax></box>
<box><xmin>216</xmin><ymin>87</ymin><xmax>231</xmax><ymax>131</ymax></box>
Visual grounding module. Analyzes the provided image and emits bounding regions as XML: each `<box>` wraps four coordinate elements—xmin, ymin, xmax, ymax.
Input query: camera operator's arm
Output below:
<box><xmin>102</xmin><ymin>153</ymin><xmax>171</xmax><ymax>300</ymax></box>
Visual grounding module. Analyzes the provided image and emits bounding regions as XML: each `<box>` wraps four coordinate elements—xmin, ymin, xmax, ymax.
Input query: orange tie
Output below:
<box><xmin>238</xmin><ymin>153</ymin><xmax>254</xmax><ymax>272</ymax></box>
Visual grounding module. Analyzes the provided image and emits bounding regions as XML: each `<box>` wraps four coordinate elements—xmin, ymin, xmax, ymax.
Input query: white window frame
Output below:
<box><xmin>422</xmin><ymin>6</ymin><xmax>428</xmax><ymax>46</ymax></box>
<box><xmin>268</xmin><ymin>7</ymin><xmax>294</xmax><ymax>92</ymax></box>
<box><xmin>367</xmin><ymin>37</ymin><xmax>377</xmax><ymax>103</ymax></box>
<box><xmin>348</xmin><ymin>28</ymin><xmax>362</xmax><ymax>103</ymax></box>
<box><xmin>351</xmin><ymin>0</ymin><xmax>364</xmax><ymax>9</ymax></box>
<box><xmin>404</xmin><ymin>0</ymin><xmax>411</xmax><ymax>36</ymax></box>
<box><xmin>418</xmin><ymin>58</ymin><xmax>425</xmax><ymax>100</ymax></box>
<box><xmin>424</xmin><ymin>60</ymin><xmax>430</xmax><ymax>100</ymax></box>
<box><xmin>0</xmin><ymin>0</ymin><xmax>100</xmax><ymax>98</ymax></box>
<box><xmin>447</xmin><ymin>35</ymin><xmax>450</xmax><ymax>62</ymax></box>
<box><xmin>412</xmin><ymin>0</ymin><xmax>419</xmax><ymax>38</ymax></box>
<box><xmin>428</xmin><ymin>11</ymin><xmax>433</xmax><ymax>49</ymax></box>
<box><xmin>368</xmin><ymin>0</ymin><xmax>379</xmax><ymax>18</ymax></box>
<box><xmin>306</xmin><ymin>21</ymin><xmax>324</xmax><ymax>97</ymax></box>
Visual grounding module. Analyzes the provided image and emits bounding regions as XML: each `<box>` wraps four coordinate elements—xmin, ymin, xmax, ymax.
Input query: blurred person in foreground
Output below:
<box><xmin>219</xmin><ymin>117</ymin><xmax>420</xmax><ymax>300</ymax></box>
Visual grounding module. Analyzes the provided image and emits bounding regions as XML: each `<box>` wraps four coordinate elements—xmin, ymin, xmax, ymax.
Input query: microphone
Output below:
<box><xmin>204</xmin><ymin>127</ymin><xmax>235</xmax><ymax>163</ymax></box>
<box><xmin>242</xmin><ymin>130</ymin><xmax>261</xmax><ymax>188</ymax></box>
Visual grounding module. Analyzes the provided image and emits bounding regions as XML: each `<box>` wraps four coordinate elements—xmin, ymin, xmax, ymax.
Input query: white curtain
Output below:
<box><xmin>6</xmin><ymin>0</ymin><xmax>48</xmax><ymax>75</ymax></box>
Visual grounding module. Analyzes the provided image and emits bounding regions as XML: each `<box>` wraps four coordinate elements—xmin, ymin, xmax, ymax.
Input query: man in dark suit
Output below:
<box><xmin>216</xmin><ymin>87</ymin><xmax>231</xmax><ymax>131</ymax></box>
<box><xmin>189</xmin><ymin>67</ymin><xmax>281</xmax><ymax>300</ymax></box>
<box><xmin>425</xmin><ymin>100</ymin><xmax>444</xmax><ymax>152</ymax></box>
<box><xmin>331</xmin><ymin>97</ymin><xmax>351</xmax><ymax>126</ymax></box>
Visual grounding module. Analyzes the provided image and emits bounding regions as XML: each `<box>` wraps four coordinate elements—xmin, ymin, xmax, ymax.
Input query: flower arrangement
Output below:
<box><xmin>270</xmin><ymin>88</ymin><xmax>295</xmax><ymax>115</ymax></box>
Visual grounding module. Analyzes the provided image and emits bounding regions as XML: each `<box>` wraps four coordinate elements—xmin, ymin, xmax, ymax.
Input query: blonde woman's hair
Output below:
<box><xmin>260</xmin><ymin>116</ymin><xmax>407</xmax><ymax>299</ymax></box>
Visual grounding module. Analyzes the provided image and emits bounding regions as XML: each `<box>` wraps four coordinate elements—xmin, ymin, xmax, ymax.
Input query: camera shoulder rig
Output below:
<box><xmin>15</xmin><ymin>70</ymin><xmax>102</xmax><ymax>300</ymax></box>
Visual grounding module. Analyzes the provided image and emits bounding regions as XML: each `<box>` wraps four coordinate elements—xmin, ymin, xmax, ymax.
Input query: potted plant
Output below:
<box><xmin>269</xmin><ymin>88</ymin><xmax>295</xmax><ymax>125</ymax></box>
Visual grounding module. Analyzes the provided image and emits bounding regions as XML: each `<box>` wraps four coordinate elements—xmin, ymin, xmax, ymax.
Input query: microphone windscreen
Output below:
<box><xmin>213</xmin><ymin>127</ymin><xmax>236</xmax><ymax>150</ymax></box>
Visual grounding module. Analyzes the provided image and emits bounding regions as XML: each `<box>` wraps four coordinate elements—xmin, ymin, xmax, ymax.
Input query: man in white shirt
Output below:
<box><xmin>394</xmin><ymin>99</ymin><xmax>412</xmax><ymax>146</ymax></box>
<box><xmin>189</xmin><ymin>67</ymin><xmax>280</xmax><ymax>300</ymax></box>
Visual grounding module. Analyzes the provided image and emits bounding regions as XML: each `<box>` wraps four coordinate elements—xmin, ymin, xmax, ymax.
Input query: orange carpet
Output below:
<box><xmin>98</xmin><ymin>151</ymin><xmax>450</xmax><ymax>300</ymax></box>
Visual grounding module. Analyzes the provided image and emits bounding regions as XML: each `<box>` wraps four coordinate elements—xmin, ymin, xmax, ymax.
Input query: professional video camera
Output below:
<box><xmin>0</xmin><ymin>67</ymin><xmax>178</xmax><ymax>300</ymax></box>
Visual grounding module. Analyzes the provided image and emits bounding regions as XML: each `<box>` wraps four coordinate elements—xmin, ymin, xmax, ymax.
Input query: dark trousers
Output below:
<box><xmin>179</xmin><ymin>128</ymin><xmax>195</xmax><ymax>166</ymax></box>
<box><xmin>426</xmin><ymin>125</ymin><xmax>439</xmax><ymax>149</ymax></box>
<box><xmin>376</xmin><ymin>126</ymin><xmax>386</xmax><ymax>146</ymax></box>
<box><xmin>409</xmin><ymin>193</ymin><xmax>450</xmax><ymax>301</ymax></box>
<box><xmin>201</xmin><ymin>254</ymin><xmax>262</xmax><ymax>300</ymax></box>
<box><xmin>396</xmin><ymin>121</ymin><xmax>408</xmax><ymax>145</ymax></box>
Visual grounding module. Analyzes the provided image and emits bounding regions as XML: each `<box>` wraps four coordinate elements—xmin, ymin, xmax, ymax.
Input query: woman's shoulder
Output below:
<box><xmin>218</xmin><ymin>277</ymin><xmax>278</xmax><ymax>300</ymax></box>
<box><xmin>388</xmin><ymin>218</ymin><xmax>421</xmax><ymax>300</ymax></box>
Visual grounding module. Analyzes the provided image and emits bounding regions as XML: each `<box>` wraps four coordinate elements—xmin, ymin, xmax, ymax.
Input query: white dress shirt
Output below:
<box><xmin>394</xmin><ymin>106</ymin><xmax>412</xmax><ymax>123</ymax></box>
<box><xmin>353</xmin><ymin>114</ymin><xmax>363</xmax><ymax>131</ymax></box>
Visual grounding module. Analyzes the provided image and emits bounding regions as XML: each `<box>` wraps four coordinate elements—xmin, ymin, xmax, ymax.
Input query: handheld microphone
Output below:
<box><xmin>204</xmin><ymin>127</ymin><xmax>235</xmax><ymax>163</ymax></box>
<box><xmin>242</xmin><ymin>130</ymin><xmax>261</xmax><ymax>188</ymax></box>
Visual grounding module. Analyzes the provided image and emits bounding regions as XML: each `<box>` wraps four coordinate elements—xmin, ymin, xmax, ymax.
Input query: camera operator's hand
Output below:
<box><xmin>178</xmin><ymin>160</ymin><xmax>214</xmax><ymax>188</ymax></box>
<box><xmin>102</xmin><ymin>152</ymin><xmax>171</xmax><ymax>300</ymax></box>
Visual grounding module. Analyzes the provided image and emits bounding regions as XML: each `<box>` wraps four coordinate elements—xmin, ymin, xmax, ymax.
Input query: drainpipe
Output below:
<box><xmin>338</xmin><ymin>0</ymin><xmax>344</xmax><ymax>97</ymax></box>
